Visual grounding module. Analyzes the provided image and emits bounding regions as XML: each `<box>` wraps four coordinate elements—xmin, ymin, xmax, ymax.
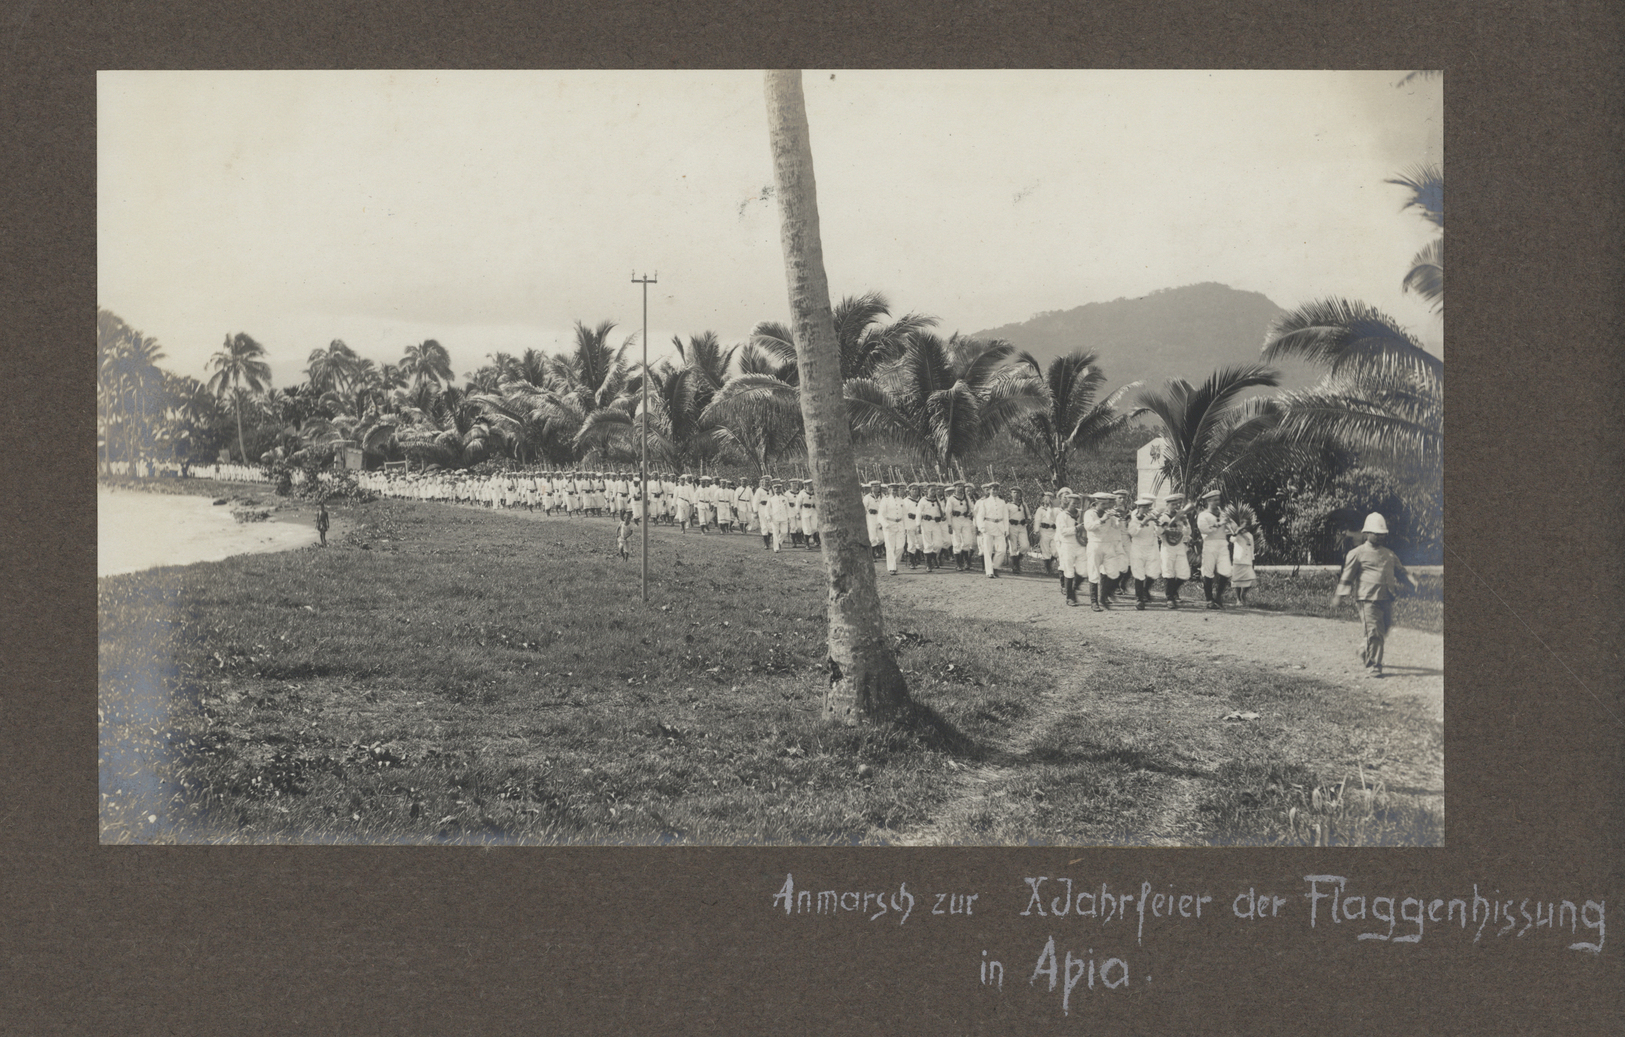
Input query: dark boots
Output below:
<box><xmin>1065</xmin><ymin>576</ymin><xmax>1078</xmax><ymax>606</ymax></box>
<box><xmin>762</xmin><ymin>533</ymin><xmax>772</xmax><ymax>550</ymax></box>
<box><xmin>1091</xmin><ymin>581</ymin><xmax>1105</xmax><ymax>612</ymax></box>
<box><xmin>1166</xmin><ymin>578</ymin><xmax>1182</xmax><ymax>608</ymax></box>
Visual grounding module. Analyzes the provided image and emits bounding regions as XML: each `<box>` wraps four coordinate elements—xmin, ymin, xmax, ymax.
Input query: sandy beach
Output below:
<box><xmin>98</xmin><ymin>485</ymin><xmax>324</xmax><ymax>578</ymax></box>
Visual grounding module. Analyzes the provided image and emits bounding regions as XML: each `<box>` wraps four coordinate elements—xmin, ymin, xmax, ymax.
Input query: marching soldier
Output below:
<box><xmin>1005</xmin><ymin>487</ymin><xmax>1031</xmax><ymax>575</ymax></box>
<box><xmin>1127</xmin><ymin>496</ymin><xmax>1163</xmax><ymax>610</ymax></box>
<box><xmin>1033</xmin><ymin>491</ymin><xmax>1059</xmax><ymax>575</ymax></box>
<box><xmin>918</xmin><ymin>483</ymin><xmax>944</xmax><ymax>571</ymax></box>
<box><xmin>768</xmin><ymin>479</ymin><xmax>793</xmax><ymax>551</ymax></box>
<box><xmin>879</xmin><ymin>481</ymin><xmax>909</xmax><ymax>575</ymax></box>
<box><xmin>800</xmin><ymin>481</ymin><xmax>821</xmax><ymax>548</ymax></box>
<box><xmin>735</xmin><ymin>477</ymin><xmax>755</xmax><ymax>535</ymax></box>
<box><xmin>902</xmin><ymin>483</ymin><xmax>925</xmax><ymax>568</ymax></box>
<box><xmin>1155</xmin><ymin>492</ymin><xmax>1191</xmax><ymax>608</ymax></box>
<box><xmin>714</xmin><ymin>478</ymin><xmax>735</xmax><ymax>532</ymax></box>
<box><xmin>1196</xmin><ymin>489</ymin><xmax>1233</xmax><ymax>608</ymax></box>
<box><xmin>861</xmin><ymin>479</ymin><xmax>885</xmax><ymax>559</ymax></box>
<box><xmin>973</xmin><ymin>482</ymin><xmax>1009</xmax><ymax>578</ymax></box>
<box><xmin>675</xmin><ymin>473</ymin><xmax>696</xmax><ymax>532</ymax></box>
<box><xmin>946</xmin><ymin>480</ymin><xmax>976</xmax><ymax>572</ymax></box>
<box><xmin>754</xmin><ymin>476</ymin><xmax>774</xmax><ymax>549</ymax></box>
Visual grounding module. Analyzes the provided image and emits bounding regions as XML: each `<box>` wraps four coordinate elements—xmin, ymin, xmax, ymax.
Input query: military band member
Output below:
<box><xmin>784</xmin><ymin>478</ymin><xmax>806</xmax><ymax>547</ymax></box>
<box><xmin>1154</xmin><ymin>493</ymin><xmax>1191</xmax><ymax>608</ymax></box>
<box><xmin>973</xmin><ymin>482</ymin><xmax>1009</xmax><ymax>578</ymax></box>
<box><xmin>1196</xmin><ymin>488</ymin><xmax>1233</xmax><ymax>608</ymax></box>
<box><xmin>754</xmin><ymin>477</ymin><xmax>774</xmax><ymax>549</ymax></box>
<box><xmin>697</xmin><ymin>474</ymin><xmax>718</xmax><ymax>532</ymax></box>
<box><xmin>1127</xmin><ymin>496</ymin><xmax>1163</xmax><ymax>610</ymax></box>
<box><xmin>1055</xmin><ymin>490</ymin><xmax>1082</xmax><ymax>605</ymax></box>
<box><xmin>1082</xmin><ymin>491</ymin><xmax>1116</xmax><ymax>609</ymax></box>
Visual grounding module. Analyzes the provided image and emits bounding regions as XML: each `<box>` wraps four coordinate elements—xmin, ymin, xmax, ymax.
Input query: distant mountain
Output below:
<box><xmin>969</xmin><ymin>282</ymin><xmax>1317</xmax><ymax>396</ymax></box>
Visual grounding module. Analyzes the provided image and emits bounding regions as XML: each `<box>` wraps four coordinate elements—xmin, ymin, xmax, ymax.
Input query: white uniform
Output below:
<box><xmin>1055</xmin><ymin>507</ymin><xmax>1080</xmax><ymax>579</ymax></box>
<box><xmin>1198</xmin><ymin>507</ymin><xmax>1234</xmax><ymax>578</ymax></box>
<box><xmin>919</xmin><ymin>496</ymin><xmax>945</xmax><ymax>552</ymax></box>
<box><xmin>1034</xmin><ymin>505</ymin><xmax>1059</xmax><ymax>561</ymax></box>
<box><xmin>973</xmin><ymin>494</ymin><xmax>1009</xmax><ymax>575</ymax></box>
<box><xmin>1082</xmin><ymin>506</ymin><xmax>1112</xmax><ymax>581</ymax></box>
<box><xmin>946</xmin><ymin>493</ymin><xmax>976</xmax><ymax>554</ymax></box>
<box><xmin>1157</xmin><ymin>509</ymin><xmax>1192</xmax><ymax>580</ymax></box>
<box><xmin>1005</xmin><ymin>501</ymin><xmax>1030</xmax><ymax>561</ymax></box>
<box><xmin>1128</xmin><ymin>509</ymin><xmax>1163</xmax><ymax>581</ymax></box>
<box><xmin>798</xmin><ymin>491</ymin><xmax>818</xmax><ymax>538</ymax></box>
<box><xmin>879</xmin><ymin>493</ymin><xmax>909</xmax><ymax>573</ymax></box>
<box><xmin>862</xmin><ymin>490</ymin><xmax>884</xmax><ymax>548</ymax></box>
<box><xmin>768</xmin><ymin>491</ymin><xmax>792</xmax><ymax>550</ymax></box>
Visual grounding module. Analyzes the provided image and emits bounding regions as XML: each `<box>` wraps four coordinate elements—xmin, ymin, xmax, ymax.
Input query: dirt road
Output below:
<box><xmin>877</xmin><ymin>569</ymin><xmax>1443</xmax><ymax>722</ymax></box>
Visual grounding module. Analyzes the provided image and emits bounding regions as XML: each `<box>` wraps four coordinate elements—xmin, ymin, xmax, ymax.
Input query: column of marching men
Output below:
<box><xmin>333</xmin><ymin>465</ymin><xmax>1248</xmax><ymax>611</ymax></box>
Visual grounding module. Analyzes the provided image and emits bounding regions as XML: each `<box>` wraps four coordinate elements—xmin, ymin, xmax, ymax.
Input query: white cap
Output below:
<box><xmin>1361</xmin><ymin>512</ymin><xmax>1390</xmax><ymax>535</ymax></box>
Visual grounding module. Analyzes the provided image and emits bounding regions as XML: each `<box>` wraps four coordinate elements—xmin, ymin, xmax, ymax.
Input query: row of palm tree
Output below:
<box><xmin>103</xmin><ymin>157</ymin><xmax>1441</xmax><ymax>506</ymax></box>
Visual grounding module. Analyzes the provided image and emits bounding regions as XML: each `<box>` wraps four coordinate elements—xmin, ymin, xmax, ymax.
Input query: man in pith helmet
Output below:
<box><xmin>754</xmin><ymin>476</ymin><xmax>774</xmax><ymax>549</ymax></box>
<box><xmin>1334</xmin><ymin>512</ymin><xmax>1416</xmax><ymax>677</ymax></box>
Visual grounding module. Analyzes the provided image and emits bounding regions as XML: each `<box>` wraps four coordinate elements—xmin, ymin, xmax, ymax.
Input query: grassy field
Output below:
<box><xmin>99</xmin><ymin>487</ymin><xmax>1442</xmax><ymax>845</ymax></box>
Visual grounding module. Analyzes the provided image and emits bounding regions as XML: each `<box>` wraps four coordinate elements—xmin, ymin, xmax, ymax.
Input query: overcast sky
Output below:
<box><xmin>98</xmin><ymin>69</ymin><xmax>1442</xmax><ymax>387</ymax></box>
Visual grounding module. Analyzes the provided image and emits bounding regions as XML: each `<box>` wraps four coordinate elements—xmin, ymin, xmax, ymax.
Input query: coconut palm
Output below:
<box><xmin>765</xmin><ymin>68</ymin><xmax>908</xmax><ymax>719</ymax></box>
<box><xmin>206</xmin><ymin>332</ymin><xmax>273</xmax><ymax>464</ymax></box>
<box><xmin>400</xmin><ymin>339</ymin><xmax>455</xmax><ymax>390</ymax></box>
<box><xmin>575</xmin><ymin>363</ymin><xmax>730</xmax><ymax>472</ymax></box>
<box><xmin>845</xmin><ymin>332</ymin><xmax>1048</xmax><ymax>472</ymax></box>
<box><xmin>1006</xmin><ymin>350</ymin><xmax>1143</xmax><ymax>487</ymax></box>
<box><xmin>304</xmin><ymin>339</ymin><xmax>360</xmax><ymax>396</ymax></box>
<box><xmin>749</xmin><ymin>291</ymin><xmax>936</xmax><ymax>384</ymax></box>
<box><xmin>1262</xmin><ymin>300</ymin><xmax>1442</xmax><ymax>488</ymax></box>
<box><xmin>1135</xmin><ymin>363</ymin><xmax>1283</xmax><ymax>500</ymax></box>
<box><xmin>1387</xmin><ymin>163</ymin><xmax>1444</xmax><ymax>312</ymax></box>
<box><xmin>671</xmin><ymin>331</ymin><xmax>737</xmax><ymax>392</ymax></box>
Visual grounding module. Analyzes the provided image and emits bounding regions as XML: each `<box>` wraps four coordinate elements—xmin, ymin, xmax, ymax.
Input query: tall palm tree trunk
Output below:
<box><xmin>764</xmin><ymin>69</ymin><xmax>908</xmax><ymax>721</ymax></box>
<box><xmin>235</xmin><ymin>392</ymin><xmax>248</xmax><ymax>464</ymax></box>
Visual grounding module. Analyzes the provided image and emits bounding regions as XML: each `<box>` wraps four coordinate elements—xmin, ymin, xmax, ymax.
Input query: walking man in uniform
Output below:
<box><xmin>1155</xmin><ymin>492</ymin><xmax>1191</xmax><ymax>608</ymax></box>
<box><xmin>1196</xmin><ymin>489</ymin><xmax>1233</xmax><ymax>608</ymax></box>
<box><xmin>973</xmin><ymin>482</ymin><xmax>1010</xmax><ymax>578</ymax></box>
<box><xmin>1335</xmin><ymin>512</ymin><xmax>1416</xmax><ymax>677</ymax></box>
<box><xmin>1127</xmin><ymin>496</ymin><xmax>1163</xmax><ymax>610</ymax></box>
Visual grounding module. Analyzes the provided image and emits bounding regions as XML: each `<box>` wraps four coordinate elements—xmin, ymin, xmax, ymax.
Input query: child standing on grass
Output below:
<box><xmin>1229</xmin><ymin>520</ymin><xmax>1256</xmax><ymax>605</ymax></box>
<box><xmin>617</xmin><ymin>513</ymin><xmax>632</xmax><ymax>561</ymax></box>
<box><xmin>316</xmin><ymin>500</ymin><xmax>329</xmax><ymax>547</ymax></box>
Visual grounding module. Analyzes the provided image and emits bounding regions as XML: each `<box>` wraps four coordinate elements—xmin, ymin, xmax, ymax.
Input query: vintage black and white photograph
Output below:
<box><xmin>98</xmin><ymin>69</ymin><xmax>1443</xmax><ymax>846</ymax></box>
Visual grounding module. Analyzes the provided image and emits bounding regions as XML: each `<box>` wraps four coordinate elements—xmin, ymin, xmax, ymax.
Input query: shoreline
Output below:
<box><xmin>98</xmin><ymin>479</ymin><xmax>343</xmax><ymax>578</ymax></box>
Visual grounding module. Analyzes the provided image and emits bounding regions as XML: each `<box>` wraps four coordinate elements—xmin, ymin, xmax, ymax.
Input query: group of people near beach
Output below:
<box><xmin>354</xmin><ymin>468</ymin><xmax>1261</xmax><ymax>611</ymax></box>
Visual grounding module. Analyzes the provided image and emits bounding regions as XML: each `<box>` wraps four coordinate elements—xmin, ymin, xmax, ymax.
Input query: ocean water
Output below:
<box><xmin>98</xmin><ymin>487</ymin><xmax>319</xmax><ymax>578</ymax></box>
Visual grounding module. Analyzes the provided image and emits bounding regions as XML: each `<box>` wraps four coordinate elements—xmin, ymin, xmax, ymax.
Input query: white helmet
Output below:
<box><xmin>1361</xmin><ymin>512</ymin><xmax>1390</xmax><ymax>535</ymax></box>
